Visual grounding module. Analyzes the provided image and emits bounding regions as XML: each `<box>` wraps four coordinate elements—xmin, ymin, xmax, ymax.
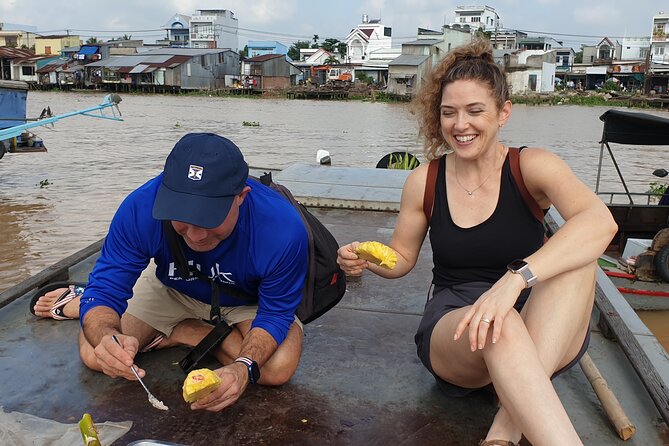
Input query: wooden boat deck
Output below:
<box><xmin>0</xmin><ymin>165</ymin><xmax>668</xmax><ymax>445</ymax></box>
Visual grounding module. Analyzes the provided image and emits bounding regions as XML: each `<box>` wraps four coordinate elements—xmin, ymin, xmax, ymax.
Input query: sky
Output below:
<box><xmin>0</xmin><ymin>0</ymin><xmax>665</xmax><ymax>50</ymax></box>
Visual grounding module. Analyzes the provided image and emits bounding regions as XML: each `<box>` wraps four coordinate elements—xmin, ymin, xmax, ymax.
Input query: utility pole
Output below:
<box><xmin>644</xmin><ymin>41</ymin><xmax>651</xmax><ymax>95</ymax></box>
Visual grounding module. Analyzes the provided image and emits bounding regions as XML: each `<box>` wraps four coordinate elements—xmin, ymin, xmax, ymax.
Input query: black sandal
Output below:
<box><xmin>28</xmin><ymin>281</ymin><xmax>86</xmax><ymax>320</ymax></box>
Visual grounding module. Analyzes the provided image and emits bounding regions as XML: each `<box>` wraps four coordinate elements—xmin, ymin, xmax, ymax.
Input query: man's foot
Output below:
<box><xmin>30</xmin><ymin>283</ymin><xmax>85</xmax><ymax>320</ymax></box>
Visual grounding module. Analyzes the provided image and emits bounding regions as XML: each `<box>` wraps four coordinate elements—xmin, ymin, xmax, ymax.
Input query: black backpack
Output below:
<box><xmin>163</xmin><ymin>172</ymin><xmax>346</xmax><ymax>325</ymax></box>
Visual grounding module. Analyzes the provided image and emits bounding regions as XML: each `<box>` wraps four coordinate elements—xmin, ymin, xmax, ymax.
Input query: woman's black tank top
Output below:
<box><xmin>429</xmin><ymin>153</ymin><xmax>544</xmax><ymax>287</ymax></box>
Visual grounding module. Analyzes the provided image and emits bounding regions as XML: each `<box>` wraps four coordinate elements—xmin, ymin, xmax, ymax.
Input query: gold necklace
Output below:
<box><xmin>454</xmin><ymin>149</ymin><xmax>503</xmax><ymax>197</ymax></box>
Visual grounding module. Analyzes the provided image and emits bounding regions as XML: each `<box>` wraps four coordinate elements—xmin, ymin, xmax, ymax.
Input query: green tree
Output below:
<box><xmin>321</xmin><ymin>38</ymin><xmax>340</xmax><ymax>52</ymax></box>
<box><xmin>337</xmin><ymin>42</ymin><xmax>347</xmax><ymax>58</ymax></box>
<box><xmin>288</xmin><ymin>40</ymin><xmax>311</xmax><ymax>60</ymax></box>
<box><xmin>475</xmin><ymin>27</ymin><xmax>492</xmax><ymax>40</ymax></box>
<box><xmin>311</xmin><ymin>34</ymin><xmax>320</xmax><ymax>49</ymax></box>
<box><xmin>240</xmin><ymin>45</ymin><xmax>248</xmax><ymax>58</ymax></box>
<box><xmin>324</xmin><ymin>56</ymin><xmax>340</xmax><ymax>65</ymax></box>
<box><xmin>86</xmin><ymin>37</ymin><xmax>100</xmax><ymax>44</ymax></box>
<box><xmin>574</xmin><ymin>51</ymin><xmax>583</xmax><ymax>63</ymax></box>
<box><xmin>122</xmin><ymin>34</ymin><xmax>132</xmax><ymax>40</ymax></box>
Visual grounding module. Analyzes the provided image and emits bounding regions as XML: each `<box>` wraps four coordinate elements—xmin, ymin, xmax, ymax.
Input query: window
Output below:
<box><xmin>22</xmin><ymin>66</ymin><xmax>35</xmax><ymax>76</ymax></box>
<box><xmin>528</xmin><ymin>74</ymin><xmax>537</xmax><ymax>91</ymax></box>
<box><xmin>471</xmin><ymin>17</ymin><xmax>481</xmax><ymax>23</ymax></box>
<box><xmin>459</xmin><ymin>17</ymin><xmax>466</xmax><ymax>23</ymax></box>
<box><xmin>45</xmin><ymin>46</ymin><xmax>51</xmax><ymax>55</ymax></box>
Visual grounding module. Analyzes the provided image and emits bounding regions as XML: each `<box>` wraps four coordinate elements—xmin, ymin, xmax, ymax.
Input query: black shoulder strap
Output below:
<box><xmin>161</xmin><ymin>220</ymin><xmax>256</xmax><ymax>324</ymax></box>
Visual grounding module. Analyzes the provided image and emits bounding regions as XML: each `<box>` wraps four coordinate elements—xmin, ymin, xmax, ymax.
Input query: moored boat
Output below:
<box><xmin>593</xmin><ymin>109</ymin><xmax>669</xmax><ymax>310</ymax></box>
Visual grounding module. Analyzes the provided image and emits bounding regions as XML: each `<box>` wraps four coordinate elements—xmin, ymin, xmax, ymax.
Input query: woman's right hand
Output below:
<box><xmin>337</xmin><ymin>242</ymin><xmax>369</xmax><ymax>276</ymax></box>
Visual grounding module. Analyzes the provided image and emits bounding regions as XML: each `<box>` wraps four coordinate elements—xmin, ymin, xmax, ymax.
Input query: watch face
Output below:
<box><xmin>249</xmin><ymin>361</ymin><xmax>260</xmax><ymax>384</ymax></box>
<box><xmin>507</xmin><ymin>259</ymin><xmax>528</xmax><ymax>271</ymax></box>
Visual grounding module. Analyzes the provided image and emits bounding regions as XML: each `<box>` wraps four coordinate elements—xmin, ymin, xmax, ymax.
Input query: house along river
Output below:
<box><xmin>0</xmin><ymin>91</ymin><xmax>666</xmax><ymax>347</ymax></box>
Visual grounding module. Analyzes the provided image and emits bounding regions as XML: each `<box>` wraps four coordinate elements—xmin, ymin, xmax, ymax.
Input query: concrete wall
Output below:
<box><xmin>35</xmin><ymin>36</ymin><xmax>80</xmax><ymax>55</ymax></box>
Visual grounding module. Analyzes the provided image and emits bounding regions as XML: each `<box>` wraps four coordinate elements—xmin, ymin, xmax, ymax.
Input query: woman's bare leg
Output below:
<box><xmin>429</xmin><ymin>263</ymin><xmax>597</xmax><ymax>445</ymax></box>
<box><xmin>484</xmin><ymin>262</ymin><xmax>597</xmax><ymax>444</ymax></box>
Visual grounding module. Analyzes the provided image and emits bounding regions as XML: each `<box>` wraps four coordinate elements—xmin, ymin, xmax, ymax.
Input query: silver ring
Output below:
<box><xmin>481</xmin><ymin>317</ymin><xmax>492</xmax><ymax>324</ymax></box>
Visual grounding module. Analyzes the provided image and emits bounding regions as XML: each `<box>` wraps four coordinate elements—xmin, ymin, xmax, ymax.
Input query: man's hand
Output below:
<box><xmin>94</xmin><ymin>334</ymin><xmax>145</xmax><ymax>381</ymax></box>
<box><xmin>189</xmin><ymin>362</ymin><xmax>249</xmax><ymax>412</ymax></box>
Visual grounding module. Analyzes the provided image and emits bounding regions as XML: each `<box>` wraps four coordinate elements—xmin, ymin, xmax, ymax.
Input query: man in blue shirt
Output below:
<box><xmin>32</xmin><ymin>133</ymin><xmax>309</xmax><ymax>412</ymax></box>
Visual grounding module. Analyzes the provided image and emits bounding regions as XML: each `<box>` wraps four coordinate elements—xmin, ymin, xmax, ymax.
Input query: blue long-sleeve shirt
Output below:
<box><xmin>79</xmin><ymin>175</ymin><xmax>308</xmax><ymax>345</ymax></box>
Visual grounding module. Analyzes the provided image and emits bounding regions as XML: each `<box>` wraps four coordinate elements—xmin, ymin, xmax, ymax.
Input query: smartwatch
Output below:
<box><xmin>235</xmin><ymin>356</ymin><xmax>260</xmax><ymax>384</ymax></box>
<box><xmin>507</xmin><ymin>259</ymin><xmax>538</xmax><ymax>288</ymax></box>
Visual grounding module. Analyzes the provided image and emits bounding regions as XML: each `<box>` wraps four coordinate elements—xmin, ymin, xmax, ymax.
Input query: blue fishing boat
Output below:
<box><xmin>0</xmin><ymin>80</ymin><xmax>123</xmax><ymax>160</ymax></box>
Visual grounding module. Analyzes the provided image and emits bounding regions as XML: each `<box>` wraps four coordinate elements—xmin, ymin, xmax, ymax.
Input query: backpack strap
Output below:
<box><xmin>161</xmin><ymin>220</ymin><xmax>256</xmax><ymax>324</ymax></box>
<box><xmin>508</xmin><ymin>147</ymin><xmax>545</xmax><ymax>223</ymax></box>
<box><xmin>423</xmin><ymin>157</ymin><xmax>441</xmax><ymax>222</ymax></box>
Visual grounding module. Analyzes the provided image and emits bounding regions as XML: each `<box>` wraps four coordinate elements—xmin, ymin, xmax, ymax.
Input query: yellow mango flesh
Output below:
<box><xmin>355</xmin><ymin>241</ymin><xmax>397</xmax><ymax>270</ymax></box>
<box><xmin>182</xmin><ymin>368</ymin><xmax>222</xmax><ymax>403</ymax></box>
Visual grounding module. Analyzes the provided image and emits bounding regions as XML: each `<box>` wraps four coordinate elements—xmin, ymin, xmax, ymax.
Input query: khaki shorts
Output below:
<box><xmin>126</xmin><ymin>262</ymin><xmax>303</xmax><ymax>337</ymax></box>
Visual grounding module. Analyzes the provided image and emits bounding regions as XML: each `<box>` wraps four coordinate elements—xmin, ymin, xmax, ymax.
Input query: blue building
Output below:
<box><xmin>247</xmin><ymin>41</ymin><xmax>289</xmax><ymax>59</ymax></box>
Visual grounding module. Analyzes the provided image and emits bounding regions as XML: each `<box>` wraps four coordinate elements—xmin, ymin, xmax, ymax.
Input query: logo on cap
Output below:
<box><xmin>188</xmin><ymin>165</ymin><xmax>203</xmax><ymax>181</ymax></box>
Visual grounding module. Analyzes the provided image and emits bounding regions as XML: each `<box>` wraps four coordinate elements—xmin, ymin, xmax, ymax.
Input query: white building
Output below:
<box><xmin>651</xmin><ymin>11</ymin><xmax>669</xmax><ymax>64</ymax></box>
<box><xmin>453</xmin><ymin>5</ymin><xmax>499</xmax><ymax>32</ymax></box>
<box><xmin>344</xmin><ymin>15</ymin><xmax>392</xmax><ymax>64</ymax></box>
<box><xmin>189</xmin><ymin>9</ymin><xmax>238</xmax><ymax>52</ymax></box>
<box><xmin>620</xmin><ymin>36</ymin><xmax>650</xmax><ymax>60</ymax></box>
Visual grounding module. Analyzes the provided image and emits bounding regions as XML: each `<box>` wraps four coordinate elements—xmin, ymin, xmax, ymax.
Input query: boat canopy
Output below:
<box><xmin>599</xmin><ymin>109</ymin><xmax>669</xmax><ymax>146</ymax></box>
<box><xmin>595</xmin><ymin>109</ymin><xmax>669</xmax><ymax>203</ymax></box>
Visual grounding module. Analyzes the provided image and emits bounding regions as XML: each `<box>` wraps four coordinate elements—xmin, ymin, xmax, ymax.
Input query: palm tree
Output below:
<box><xmin>86</xmin><ymin>37</ymin><xmax>100</xmax><ymax>44</ymax></box>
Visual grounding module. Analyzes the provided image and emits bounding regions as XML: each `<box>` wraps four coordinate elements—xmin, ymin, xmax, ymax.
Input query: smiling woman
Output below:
<box><xmin>336</xmin><ymin>39</ymin><xmax>618</xmax><ymax>446</ymax></box>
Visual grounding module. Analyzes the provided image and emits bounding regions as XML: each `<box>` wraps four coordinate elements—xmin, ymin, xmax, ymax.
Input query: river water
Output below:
<box><xmin>1</xmin><ymin>91</ymin><xmax>667</xmax><ymax>341</ymax></box>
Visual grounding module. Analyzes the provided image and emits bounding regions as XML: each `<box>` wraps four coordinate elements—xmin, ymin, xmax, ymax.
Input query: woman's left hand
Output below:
<box><xmin>453</xmin><ymin>272</ymin><xmax>527</xmax><ymax>351</ymax></box>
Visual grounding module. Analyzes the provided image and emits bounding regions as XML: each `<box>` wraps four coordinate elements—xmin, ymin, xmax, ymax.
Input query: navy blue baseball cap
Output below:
<box><xmin>152</xmin><ymin>133</ymin><xmax>249</xmax><ymax>228</ymax></box>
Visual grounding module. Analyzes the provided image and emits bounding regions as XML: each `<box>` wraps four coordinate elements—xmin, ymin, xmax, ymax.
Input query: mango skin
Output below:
<box><xmin>355</xmin><ymin>241</ymin><xmax>397</xmax><ymax>270</ymax></box>
<box><xmin>183</xmin><ymin>368</ymin><xmax>222</xmax><ymax>403</ymax></box>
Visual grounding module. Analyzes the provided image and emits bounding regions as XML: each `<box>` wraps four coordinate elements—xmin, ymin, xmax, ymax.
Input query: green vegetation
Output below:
<box><xmin>243</xmin><ymin>121</ymin><xmax>260</xmax><ymax>127</ymax></box>
<box><xmin>510</xmin><ymin>94</ymin><xmax>634</xmax><ymax>108</ymax></box>
<box><xmin>387</xmin><ymin>152</ymin><xmax>420</xmax><ymax>170</ymax></box>
<box><xmin>356</xmin><ymin>73</ymin><xmax>374</xmax><ymax>85</ymax></box>
<box><xmin>649</xmin><ymin>181</ymin><xmax>668</xmax><ymax>203</ymax></box>
<box><xmin>288</xmin><ymin>41</ymin><xmax>311</xmax><ymax>60</ymax></box>
<box><xmin>39</xmin><ymin>179</ymin><xmax>51</xmax><ymax>188</ymax></box>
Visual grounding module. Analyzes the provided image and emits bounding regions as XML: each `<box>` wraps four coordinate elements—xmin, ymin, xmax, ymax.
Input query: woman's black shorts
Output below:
<box><xmin>414</xmin><ymin>282</ymin><xmax>590</xmax><ymax>397</ymax></box>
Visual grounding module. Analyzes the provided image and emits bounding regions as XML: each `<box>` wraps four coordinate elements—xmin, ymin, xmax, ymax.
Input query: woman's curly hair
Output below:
<box><xmin>411</xmin><ymin>39</ymin><xmax>509</xmax><ymax>160</ymax></box>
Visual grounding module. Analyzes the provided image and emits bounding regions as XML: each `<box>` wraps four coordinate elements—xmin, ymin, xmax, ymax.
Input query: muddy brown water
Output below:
<box><xmin>1</xmin><ymin>91</ymin><xmax>667</xmax><ymax>347</ymax></box>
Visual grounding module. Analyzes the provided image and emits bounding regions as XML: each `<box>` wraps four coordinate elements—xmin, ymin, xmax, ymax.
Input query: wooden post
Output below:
<box><xmin>579</xmin><ymin>353</ymin><xmax>636</xmax><ymax>440</ymax></box>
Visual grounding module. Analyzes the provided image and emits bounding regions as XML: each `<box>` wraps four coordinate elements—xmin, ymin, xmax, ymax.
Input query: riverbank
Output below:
<box><xmin>43</xmin><ymin>84</ymin><xmax>669</xmax><ymax>109</ymax></box>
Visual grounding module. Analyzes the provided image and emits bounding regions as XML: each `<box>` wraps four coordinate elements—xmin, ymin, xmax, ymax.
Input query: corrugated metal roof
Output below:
<box><xmin>403</xmin><ymin>39</ymin><xmax>441</xmax><ymax>46</ymax></box>
<box><xmin>36</xmin><ymin>60</ymin><xmax>68</xmax><ymax>73</ymax></box>
<box><xmin>245</xmin><ymin>54</ymin><xmax>284</xmax><ymax>63</ymax></box>
<box><xmin>129</xmin><ymin>64</ymin><xmax>149</xmax><ymax>74</ymax></box>
<box><xmin>0</xmin><ymin>47</ymin><xmax>34</xmax><ymax>59</ymax></box>
<box><xmin>144</xmin><ymin>47</ymin><xmax>232</xmax><ymax>56</ymax></box>
<box><xmin>388</xmin><ymin>54</ymin><xmax>430</xmax><ymax>66</ymax></box>
<box><xmin>88</xmin><ymin>54</ymin><xmax>191</xmax><ymax>71</ymax></box>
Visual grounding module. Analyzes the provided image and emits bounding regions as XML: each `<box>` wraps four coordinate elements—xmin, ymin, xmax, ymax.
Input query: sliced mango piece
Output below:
<box><xmin>182</xmin><ymin>368</ymin><xmax>222</xmax><ymax>403</ymax></box>
<box><xmin>355</xmin><ymin>241</ymin><xmax>397</xmax><ymax>270</ymax></box>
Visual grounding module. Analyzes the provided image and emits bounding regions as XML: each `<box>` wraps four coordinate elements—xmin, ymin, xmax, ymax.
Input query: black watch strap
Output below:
<box><xmin>235</xmin><ymin>356</ymin><xmax>260</xmax><ymax>384</ymax></box>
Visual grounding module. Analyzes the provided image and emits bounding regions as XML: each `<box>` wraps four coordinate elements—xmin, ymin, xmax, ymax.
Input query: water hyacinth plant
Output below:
<box><xmin>387</xmin><ymin>152</ymin><xmax>420</xmax><ymax>170</ymax></box>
